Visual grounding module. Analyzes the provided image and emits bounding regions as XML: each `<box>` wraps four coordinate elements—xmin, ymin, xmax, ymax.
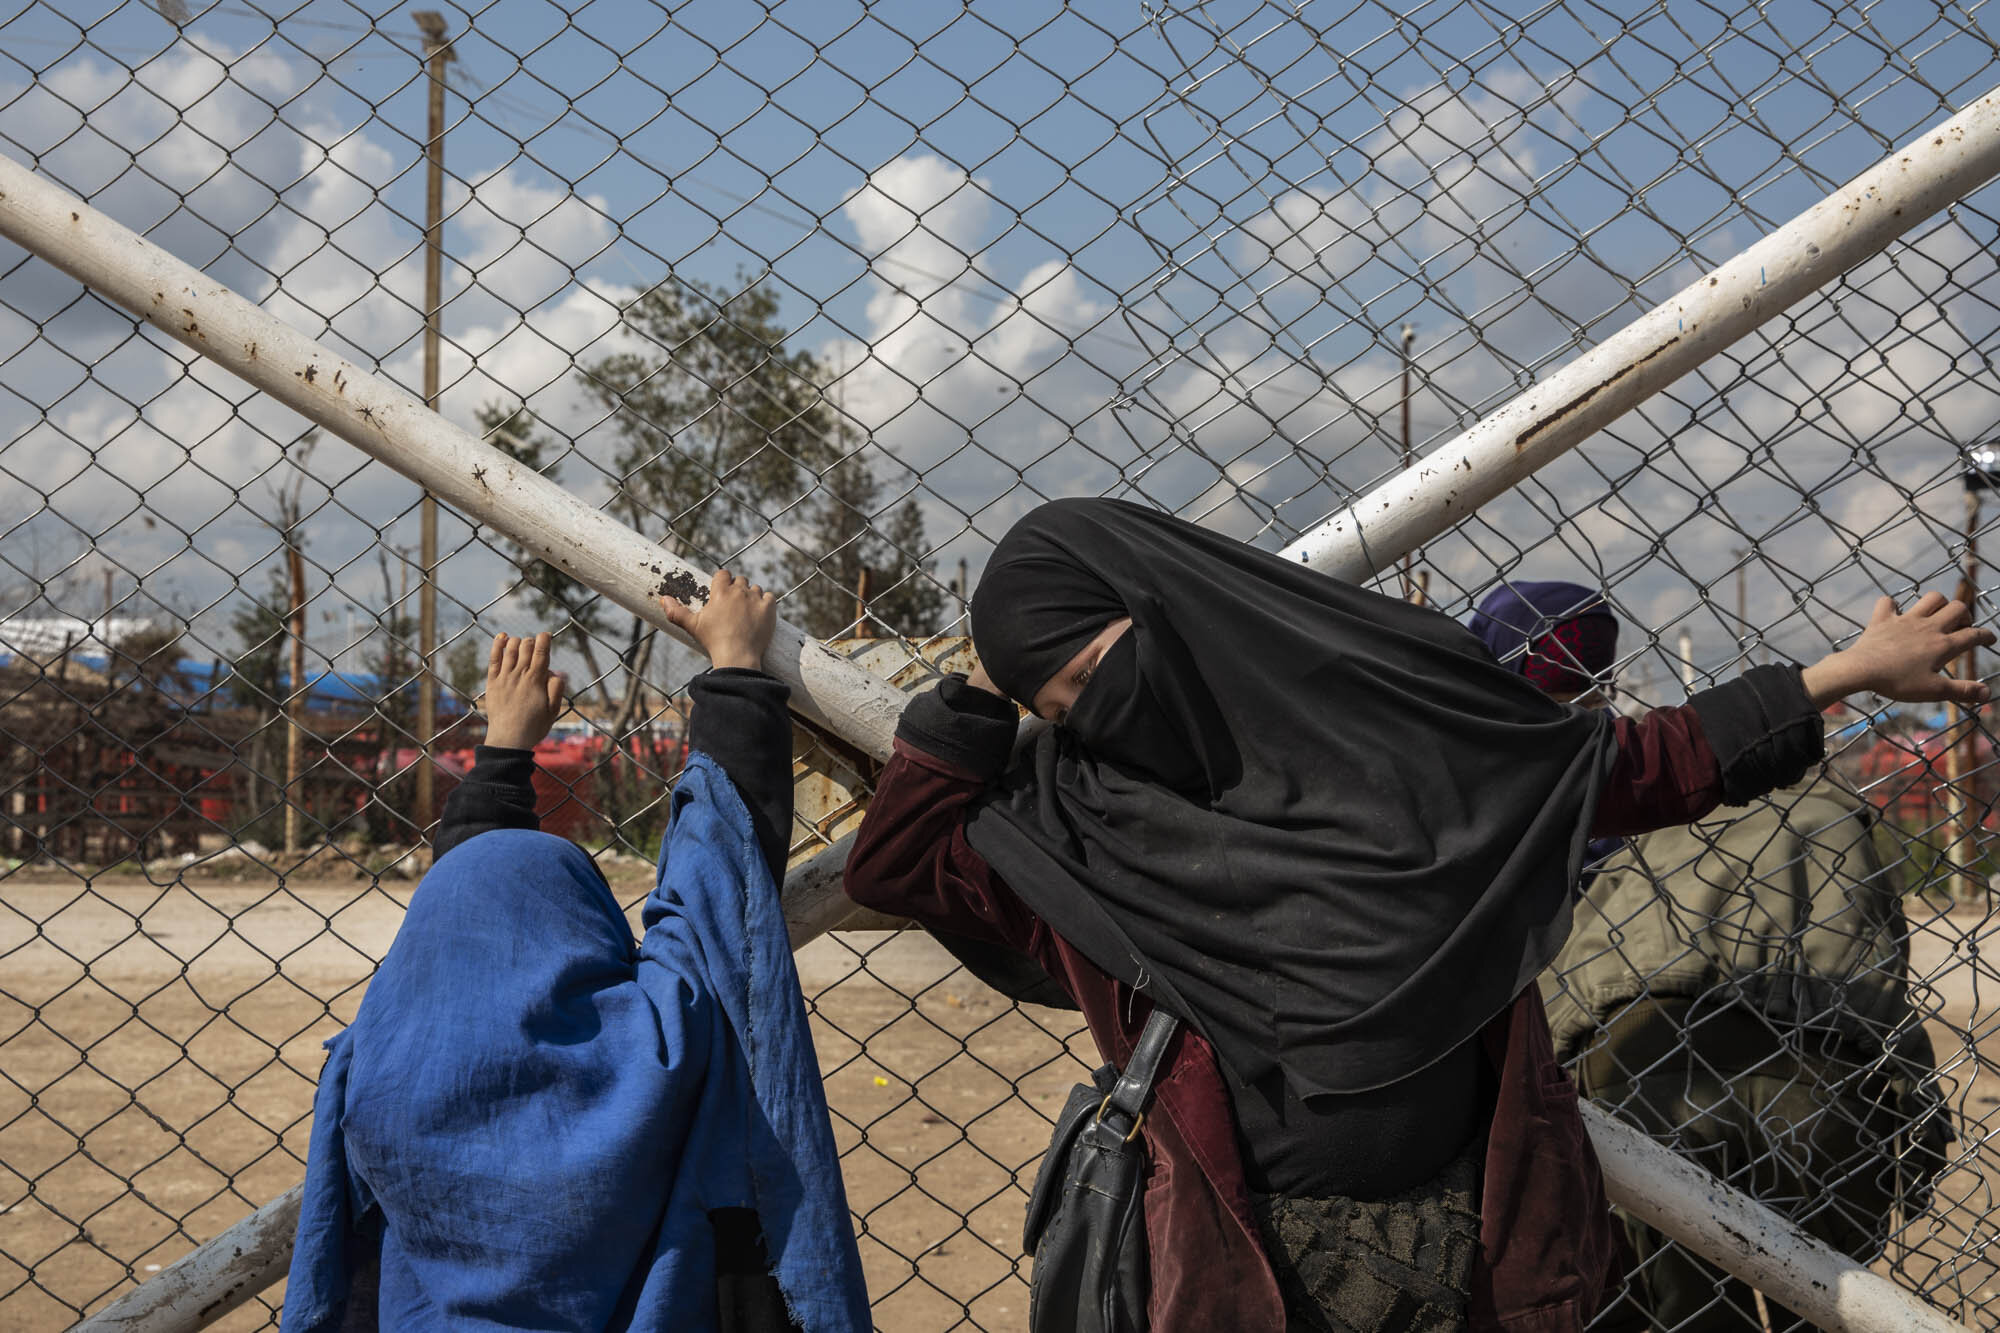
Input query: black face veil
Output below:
<box><xmin>963</xmin><ymin>498</ymin><xmax>1616</xmax><ymax>1097</ymax></box>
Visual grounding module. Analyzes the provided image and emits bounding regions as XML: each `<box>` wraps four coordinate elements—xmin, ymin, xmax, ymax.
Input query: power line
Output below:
<box><xmin>213</xmin><ymin>5</ymin><xmax>378</xmax><ymax>35</ymax></box>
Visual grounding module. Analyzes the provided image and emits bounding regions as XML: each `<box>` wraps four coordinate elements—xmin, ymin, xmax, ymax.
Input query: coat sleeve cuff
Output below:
<box><xmin>686</xmin><ymin>667</ymin><xmax>794</xmax><ymax>885</ymax></box>
<box><xmin>466</xmin><ymin>744</ymin><xmax>538</xmax><ymax>788</ymax></box>
<box><xmin>1686</xmin><ymin>662</ymin><xmax>1825</xmax><ymax>804</ymax></box>
<box><xmin>895</xmin><ymin>676</ymin><xmax>1019</xmax><ymax>782</ymax></box>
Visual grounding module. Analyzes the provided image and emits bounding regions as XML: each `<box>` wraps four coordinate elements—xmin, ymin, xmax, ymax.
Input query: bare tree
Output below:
<box><xmin>271</xmin><ymin>431</ymin><xmax>317</xmax><ymax>854</ymax></box>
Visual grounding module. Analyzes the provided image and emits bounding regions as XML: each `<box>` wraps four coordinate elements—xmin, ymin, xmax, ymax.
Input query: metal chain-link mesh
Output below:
<box><xmin>4</xmin><ymin>1</ymin><xmax>2000</xmax><ymax>1328</ymax></box>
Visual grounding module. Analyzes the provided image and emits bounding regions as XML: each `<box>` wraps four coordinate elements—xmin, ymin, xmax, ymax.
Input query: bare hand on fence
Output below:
<box><xmin>483</xmin><ymin>632</ymin><xmax>568</xmax><ymax>750</ymax></box>
<box><xmin>660</xmin><ymin>569</ymin><xmax>776</xmax><ymax>671</ymax></box>
<box><xmin>1801</xmin><ymin>593</ymin><xmax>1995</xmax><ymax>708</ymax></box>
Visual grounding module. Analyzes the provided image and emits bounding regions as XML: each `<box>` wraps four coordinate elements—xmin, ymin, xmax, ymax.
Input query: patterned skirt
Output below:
<box><xmin>1250</xmin><ymin>1144</ymin><xmax>1482</xmax><ymax>1333</ymax></box>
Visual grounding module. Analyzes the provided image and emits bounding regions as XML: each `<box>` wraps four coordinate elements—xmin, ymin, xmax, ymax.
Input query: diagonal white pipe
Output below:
<box><xmin>1279</xmin><ymin>86</ymin><xmax>2000</xmax><ymax>582</ymax></box>
<box><xmin>67</xmin><ymin>1186</ymin><xmax>301</xmax><ymax>1331</ymax></box>
<box><xmin>1584</xmin><ymin>1104</ymin><xmax>1966</xmax><ymax>1333</ymax></box>
<box><xmin>0</xmin><ymin>152</ymin><xmax>911</xmax><ymax>763</ymax></box>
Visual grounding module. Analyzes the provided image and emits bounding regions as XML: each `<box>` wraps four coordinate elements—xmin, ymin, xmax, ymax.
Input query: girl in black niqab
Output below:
<box><xmin>963</xmin><ymin>498</ymin><xmax>1617</xmax><ymax>1198</ymax></box>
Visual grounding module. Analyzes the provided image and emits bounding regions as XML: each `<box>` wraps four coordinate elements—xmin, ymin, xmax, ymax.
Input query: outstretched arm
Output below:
<box><xmin>845</xmin><ymin>675</ymin><xmax>1042</xmax><ymax>950</ymax></box>
<box><xmin>1594</xmin><ymin>592</ymin><xmax>1992</xmax><ymax>839</ymax></box>
<box><xmin>660</xmin><ymin>569</ymin><xmax>792</xmax><ymax>886</ymax></box>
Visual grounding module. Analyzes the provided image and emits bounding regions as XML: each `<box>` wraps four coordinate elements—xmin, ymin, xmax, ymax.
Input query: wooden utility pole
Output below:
<box><xmin>854</xmin><ymin>567</ymin><xmax>873</xmax><ymax>639</ymax></box>
<box><xmin>285</xmin><ymin>534</ymin><xmax>307</xmax><ymax>854</ymax></box>
<box><xmin>414</xmin><ymin>10</ymin><xmax>453</xmax><ymax>841</ymax></box>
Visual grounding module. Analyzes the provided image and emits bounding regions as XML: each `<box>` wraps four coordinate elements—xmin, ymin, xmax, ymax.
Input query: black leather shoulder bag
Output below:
<box><xmin>1020</xmin><ymin>1007</ymin><xmax>1179</xmax><ymax>1333</ymax></box>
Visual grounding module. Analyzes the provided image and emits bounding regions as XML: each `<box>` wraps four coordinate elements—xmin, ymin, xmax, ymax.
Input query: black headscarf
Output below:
<box><xmin>964</xmin><ymin>498</ymin><xmax>1616</xmax><ymax>1097</ymax></box>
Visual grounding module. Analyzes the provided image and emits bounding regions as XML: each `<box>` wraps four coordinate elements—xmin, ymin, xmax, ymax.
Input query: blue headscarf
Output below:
<box><xmin>284</xmin><ymin>754</ymin><xmax>868</xmax><ymax>1332</ymax></box>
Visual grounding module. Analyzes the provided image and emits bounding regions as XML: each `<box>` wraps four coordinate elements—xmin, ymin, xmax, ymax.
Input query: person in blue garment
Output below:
<box><xmin>283</xmin><ymin>570</ymin><xmax>869</xmax><ymax>1333</ymax></box>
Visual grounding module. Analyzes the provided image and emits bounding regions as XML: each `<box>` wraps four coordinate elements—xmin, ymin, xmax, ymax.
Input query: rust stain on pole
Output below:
<box><xmin>1513</xmin><ymin>335</ymin><xmax>1682</xmax><ymax>452</ymax></box>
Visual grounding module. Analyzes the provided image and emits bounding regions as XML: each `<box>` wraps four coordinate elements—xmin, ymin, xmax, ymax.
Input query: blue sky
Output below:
<box><xmin>3</xmin><ymin>0</ymin><xmax>2000</xmax><ymax>705</ymax></box>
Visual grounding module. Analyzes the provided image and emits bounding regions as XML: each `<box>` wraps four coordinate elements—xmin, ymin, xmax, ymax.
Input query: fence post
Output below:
<box><xmin>1584</xmin><ymin>1104</ymin><xmax>1967</xmax><ymax>1333</ymax></box>
<box><xmin>68</xmin><ymin>1186</ymin><xmax>302</xmax><ymax>1333</ymax></box>
<box><xmin>1277</xmin><ymin>85</ymin><xmax>2000</xmax><ymax>583</ymax></box>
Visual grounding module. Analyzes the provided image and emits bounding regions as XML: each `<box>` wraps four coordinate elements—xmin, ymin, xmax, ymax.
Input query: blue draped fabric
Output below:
<box><xmin>284</xmin><ymin>753</ymin><xmax>868</xmax><ymax>1332</ymax></box>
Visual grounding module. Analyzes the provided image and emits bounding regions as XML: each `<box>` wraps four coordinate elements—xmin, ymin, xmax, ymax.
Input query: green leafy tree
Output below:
<box><xmin>579</xmin><ymin>273</ymin><xmax>943</xmax><ymax>642</ymax></box>
<box><xmin>481</xmin><ymin>278</ymin><xmax>950</xmax><ymax>848</ymax></box>
<box><xmin>106</xmin><ymin>622</ymin><xmax>189</xmax><ymax>693</ymax></box>
<box><xmin>583</xmin><ymin>277</ymin><xmax>838</xmax><ymax>560</ymax></box>
<box><xmin>779</xmin><ymin>453</ymin><xmax>946</xmax><ymax>638</ymax></box>
<box><xmin>574</xmin><ymin>277</ymin><xmax>850</xmax><ymax>852</ymax></box>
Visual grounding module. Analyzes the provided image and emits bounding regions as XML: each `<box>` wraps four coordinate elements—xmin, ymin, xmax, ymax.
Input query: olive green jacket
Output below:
<box><xmin>1541</xmin><ymin>777</ymin><xmax>1937</xmax><ymax>1078</ymax></box>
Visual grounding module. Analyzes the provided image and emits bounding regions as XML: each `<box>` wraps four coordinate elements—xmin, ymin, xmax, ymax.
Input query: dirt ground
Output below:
<box><xmin>0</xmin><ymin>868</ymin><xmax>1094</xmax><ymax>1331</ymax></box>
<box><xmin>1869</xmin><ymin>900</ymin><xmax>2000</xmax><ymax>1323</ymax></box>
<box><xmin>1</xmin><ymin>869</ymin><xmax>1996</xmax><ymax>1331</ymax></box>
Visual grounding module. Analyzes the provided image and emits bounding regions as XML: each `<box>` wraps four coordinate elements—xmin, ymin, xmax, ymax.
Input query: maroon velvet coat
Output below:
<box><xmin>845</xmin><ymin>703</ymin><xmax>1729</xmax><ymax>1333</ymax></box>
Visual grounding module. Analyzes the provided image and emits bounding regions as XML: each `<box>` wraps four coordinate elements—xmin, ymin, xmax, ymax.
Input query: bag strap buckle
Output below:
<box><xmin>1093</xmin><ymin>1094</ymin><xmax>1147</xmax><ymax>1143</ymax></box>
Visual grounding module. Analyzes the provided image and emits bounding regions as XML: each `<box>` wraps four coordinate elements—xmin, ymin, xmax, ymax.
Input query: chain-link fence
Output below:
<box><xmin>5</xmin><ymin>1</ymin><xmax>2000</xmax><ymax>1328</ymax></box>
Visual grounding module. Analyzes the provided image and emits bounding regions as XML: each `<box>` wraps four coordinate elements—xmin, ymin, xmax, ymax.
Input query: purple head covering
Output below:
<box><xmin>1468</xmin><ymin>581</ymin><xmax>1619</xmax><ymax>696</ymax></box>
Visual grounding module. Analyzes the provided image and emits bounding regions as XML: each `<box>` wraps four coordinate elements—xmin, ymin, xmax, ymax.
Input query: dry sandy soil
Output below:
<box><xmin>0</xmin><ymin>867</ymin><xmax>1094</xmax><ymax>1331</ymax></box>
<box><xmin>1</xmin><ymin>867</ymin><xmax>1996</xmax><ymax>1331</ymax></box>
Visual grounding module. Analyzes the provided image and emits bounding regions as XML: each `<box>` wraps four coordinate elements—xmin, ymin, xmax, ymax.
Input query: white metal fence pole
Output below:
<box><xmin>1277</xmin><ymin>85</ymin><xmax>2000</xmax><ymax>582</ymax></box>
<box><xmin>66</xmin><ymin>1188</ymin><xmax>302</xmax><ymax>1333</ymax></box>
<box><xmin>1584</xmin><ymin>1105</ymin><xmax>1967</xmax><ymax>1333</ymax></box>
<box><xmin>0</xmin><ymin>151</ymin><xmax>910</xmax><ymax>765</ymax></box>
